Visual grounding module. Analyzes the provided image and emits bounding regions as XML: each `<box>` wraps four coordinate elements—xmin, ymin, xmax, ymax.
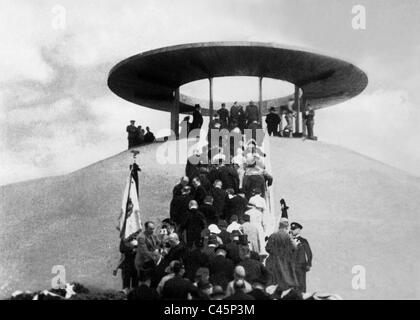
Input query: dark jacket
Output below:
<box><xmin>170</xmin><ymin>194</ymin><xmax>193</xmax><ymax>226</ymax></box>
<box><xmin>249</xmin><ymin>288</ymin><xmax>271</xmax><ymax>300</ymax></box>
<box><xmin>239</xmin><ymin>258</ymin><xmax>270</xmax><ymax>284</ymax></box>
<box><xmin>135</xmin><ymin>232</ymin><xmax>160</xmax><ymax>271</ymax></box>
<box><xmin>218</xmin><ymin>165</ymin><xmax>240</xmax><ymax>192</ymax></box>
<box><xmin>161</xmin><ymin>275</ymin><xmax>200</xmax><ymax>300</ymax></box>
<box><xmin>210</xmin><ymin>187</ymin><xmax>228</xmax><ymax>217</ymax></box>
<box><xmin>224</xmin><ymin>195</ymin><xmax>248</xmax><ymax>222</ymax></box>
<box><xmin>245</xmin><ymin>104</ymin><xmax>260</xmax><ymax>123</ymax></box>
<box><xmin>191</xmin><ymin>110</ymin><xmax>203</xmax><ymax>130</ymax></box>
<box><xmin>193</xmin><ymin>185</ymin><xmax>208</xmax><ymax>206</ymax></box>
<box><xmin>180</xmin><ymin>209</ymin><xmax>206</xmax><ymax>247</ymax></box>
<box><xmin>265</xmin><ymin>113</ymin><xmax>280</xmax><ymax>128</ymax></box>
<box><xmin>199</xmin><ymin>203</ymin><xmax>219</xmax><ymax>226</ymax></box>
<box><xmin>294</xmin><ymin>236</ymin><xmax>312</xmax><ymax>267</ymax></box>
<box><xmin>208</xmin><ymin>255</ymin><xmax>235</xmax><ymax>290</ymax></box>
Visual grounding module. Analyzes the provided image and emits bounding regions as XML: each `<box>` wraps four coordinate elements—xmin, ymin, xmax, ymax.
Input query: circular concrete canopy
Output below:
<box><xmin>108</xmin><ymin>42</ymin><xmax>368</xmax><ymax>115</ymax></box>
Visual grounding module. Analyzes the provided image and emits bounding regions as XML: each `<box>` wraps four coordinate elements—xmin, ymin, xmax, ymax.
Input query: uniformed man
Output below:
<box><xmin>216</xmin><ymin>103</ymin><xmax>230</xmax><ymax>129</ymax></box>
<box><xmin>290</xmin><ymin>222</ymin><xmax>313</xmax><ymax>292</ymax></box>
<box><xmin>126</xmin><ymin>120</ymin><xmax>138</xmax><ymax>149</ymax></box>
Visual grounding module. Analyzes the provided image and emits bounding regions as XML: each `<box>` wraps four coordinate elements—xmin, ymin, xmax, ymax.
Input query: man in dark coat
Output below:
<box><xmin>265</xmin><ymin>221</ymin><xmax>299</xmax><ymax>290</ymax></box>
<box><xmin>245</xmin><ymin>101</ymin><xmax>260</xmax><ymax>126</ymax></box>
<box><xmin>218</xmin><ymin>164</ymin><xmax>239</xmax><ymax>193</ymax></box>
<box><xmin>265</xmin><ymin>107</ymin><xmax>281</xmax><ymax>136</ymax></box>
<box><xmin>192</xmin><ymin>177</ymin><xmax>208</xmax><ymax>206</ymax></box>
<box><xmin>210</xmin><ymin>180</ymin><xmax>228</xmax><ymax>217</ymax></box>
<box><xmin>185</xmin><ymin>150</ymin><xmax>202</xmax><ymax>181</ymax></box>
<box><xmin>216</xmin><ymin>103</ymin><xmax>230</xmax><ymax>129</ymax></box>
<box><xmin>126</xmin><ymin>120</ymin><xmax>138</xmax><ymax>149</ymax></box>
<box><xmin>199</xmin><ymin>196</ymin><xmax>219</xmax><ymax>226</ymax></box>
<box><xmin>191</xmin><ymin>104</ymin><xmax>203</xmax><ymax>132</ymax></box>
<box><xmin>179</xmin><ymin>200</ymin><xmax>207</xmax><ymax>248</ymax></box>
<box><xmin>164</xmin><ymin>233</ymin><xmax>188</xmax><ymax>264</ymax></box>
<box><xmin>208</xmin><ymin>246</ymin><xmax>235</xmax><ymax>290</ymax></box>
<box><xmin>172</xmin><ymin>176</ymin><xmax>189</xmax><ymax>197</ymax></box>
<box><xmin>238</xmin><ymin>246</ymin><xmax>270</xmax><ymax>284</ymax></box>
<box><xmin>290</xmin><ymin>222</ymin><xmax>313</xmax><ymax>292</ymax></box>
<box><xmin>144</xmin><ymin>126</ymin><xmax>156</xmax><ymax>143</ymax></box>
<box><xmin>225</xmin><ymin>230</ymin><xmax>242</xmax><ymax>265</ymax></box>
<box><xmin>169</xmin><ymin>186</ymin><xmax>193</xmax><ymax>227</ymax></box>
<box><xmin>217</xmin><ymin>220</ymin><xmax>231</xmax><ymax>245</ymax></box>
<box><xmin>224</xmin><ymin>189</ymin><xmax>248</xmax><ymax>222</ymax></box>
<box><xmin>161</xmin><ymin>261</ymin><xmax>200</xmax><ymax>300</ymax></box>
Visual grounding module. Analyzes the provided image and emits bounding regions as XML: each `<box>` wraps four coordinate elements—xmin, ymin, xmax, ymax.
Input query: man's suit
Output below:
<box><xmin>135</xmin><ymin>232</ymin><xmax>160</xmax><ymax>272</ymax></box>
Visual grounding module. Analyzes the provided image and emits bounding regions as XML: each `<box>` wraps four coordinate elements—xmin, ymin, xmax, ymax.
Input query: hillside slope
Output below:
<box><xmin>1</xmin><ymin>138</ymin><xmax>419</xmax><ymax>299</ymax></box>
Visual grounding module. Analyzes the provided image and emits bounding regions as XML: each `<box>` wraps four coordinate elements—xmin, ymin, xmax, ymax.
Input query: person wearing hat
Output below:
<box><xmin>264</xmin><ymin>221</ymin><xmax>299</xmax><ymax>290</ymax></box>
<box><xmin>265</xmin><ymin>107</ymin><xmax>281</xmax><ymax>136</ymax></box>
<box><xmin>303</xmin><ymin>104</ymin><xmax>315</xmax><ymax>140</ymax></box>
<box><xmin>208</xmin><ymin>245</ymin><xmax>235</xmax><ymax>290</ymax></box>
<box><xmin>126</xmin><ymin>120</ymin><xmax>138</xmax><ymax>149</ymax></box>
<box><xmin>216</xmin><ymin>103</ymin><xmax>230</xmax><ymax>129</ymax></box>
<box><xmin>290</xmin><ymin>222</ymin><xmax>312</xmax><ymax>292</ymax></box>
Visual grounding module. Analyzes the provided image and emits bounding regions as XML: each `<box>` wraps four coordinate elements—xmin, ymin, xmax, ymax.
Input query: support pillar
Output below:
<box><xmin>258</xmin><ymin>76</ymin><xmax>263</xmax><ymax>124</ymax></box>
<box><xmin>294</xmin><ymin>85</ymin><xmax>301</xmax><ymax>134</ymax></box>
<box><xmin>171</xmin><ymin>88</ymin><xmax>180</xmax><ymax>139</ymax></box>
<box><xmin>209</xmin><ymin>77</ymin><xmax>214</xmax><ymax>121</ymax></box>
<box><xmin>301</xmin><ymin>94</ymin><xmax>307</xmax><ymax>137</ymax></box>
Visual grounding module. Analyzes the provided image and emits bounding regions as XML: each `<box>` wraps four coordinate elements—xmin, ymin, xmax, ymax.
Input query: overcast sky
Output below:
<box><xmin>1</xmin><ymin>0</ymin><xmax>419</xmax><ymax>185</ymax></box>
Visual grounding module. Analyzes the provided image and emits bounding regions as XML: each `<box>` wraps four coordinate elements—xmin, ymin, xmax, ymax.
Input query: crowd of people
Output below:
<box><xmin>126</xmin><ymin>120</ymin><xmax>156</xmax><ymax>149</ymax></box>
<box><xmin>117</xmin><ymin>102</ymin><xmax>316</xmax><ymax>300</ymax></box>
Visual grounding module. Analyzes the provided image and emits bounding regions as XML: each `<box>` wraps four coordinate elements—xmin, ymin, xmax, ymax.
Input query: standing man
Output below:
<box><xmin>217</xmin><ymin>103</ymin><xmax>230</xmax><ymax>129</ymax></box>
<box><xmin>265</xmin><ymin>107</ymin><xmax>281</xmax><ymax>136</ymax></box>
<box><xmin>290</xmin><ymin>222</ymin><xmax>312</xmax><ymax>292</ymax></box>
<box><xmin>304</xmin><ymin>105</ymin><xmax>315</xmax><ymax>140</ymax></box>
<box><xmin>135</xmin><ymin>221</ymin><xmax>161</xmax><ymax>274</ymax></box>
<box><xmin>126</xmin><ymin>120</ymin><xmax>138</xmax><ymax>149</ymax></box>
<box><xmin>191</xmin><ymin>104</ymin><xmax>203</xmax><ymax>132</ymax></box>
<box><xmin>245</xmin><ymin>101</ymin><xmax>260</xmax><ymax>127</ymax></box>
<box><xmin>119</xmin><ymin>234</ymin><xmax>139</xmax><ymax>293</ymax></box>
<box><xmin>229</xmin><ymin>101</ymin><xmax>241</xmax><ymax>129</ymax></box>
<box><xmin>265</xmin><ymin>221</ymin><xmax>299</xmax><ymax>290</ymax></box>
<box><xmin>179</xmin><ymin>200</ymin><xmax>207</xmax><ymax>249</ymax></box>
